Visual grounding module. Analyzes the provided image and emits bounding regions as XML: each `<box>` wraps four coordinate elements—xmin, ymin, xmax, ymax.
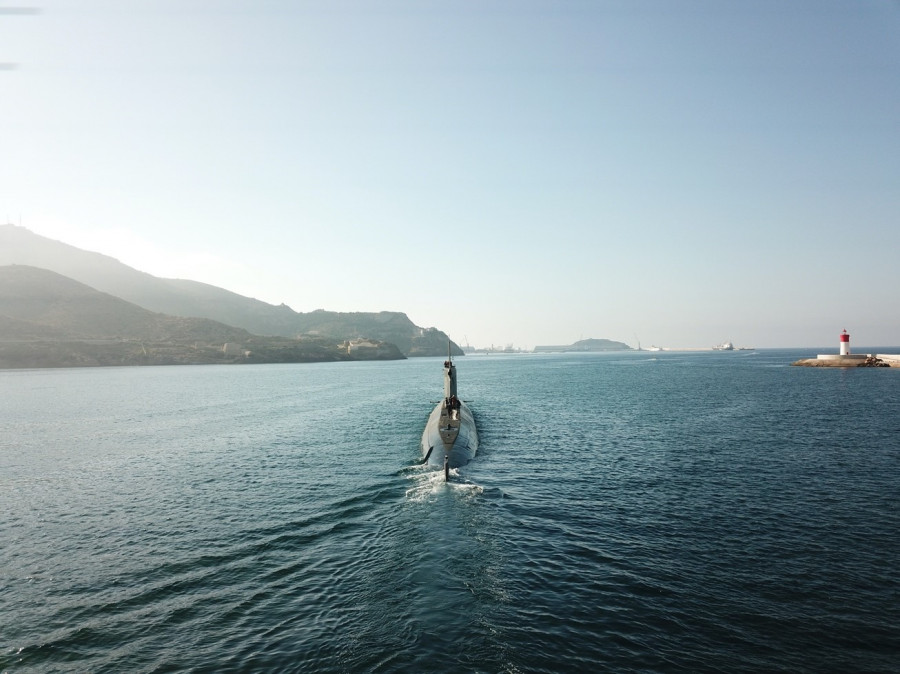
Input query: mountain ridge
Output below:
<box><xmin>0</xmin><ymin>225</ymin><xmax>460</xmax><ymax>356</ymax></box>
<box><xmin>0</xmin><ymin>265</ymin><xmax>405</xmax><ymax>367</ymax></box>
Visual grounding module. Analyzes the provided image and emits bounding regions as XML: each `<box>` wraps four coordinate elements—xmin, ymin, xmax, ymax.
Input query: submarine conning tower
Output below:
<box><xmin>443</xmin><ymin>356</ymin><xmax>457</xmax><ymax>399</ymax></box>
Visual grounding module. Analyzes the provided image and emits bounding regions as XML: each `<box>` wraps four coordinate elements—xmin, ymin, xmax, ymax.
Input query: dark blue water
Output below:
<box><xmin>2</xmin><ymin>350</ymin><xmax>899</xmax><ymax>673</ymax></box>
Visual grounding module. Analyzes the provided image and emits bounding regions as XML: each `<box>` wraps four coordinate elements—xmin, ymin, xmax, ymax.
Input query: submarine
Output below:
<box><xmin>421</xmin><ymin>350</ymin><xmax>478</xmax><ymax>481</ymax></box>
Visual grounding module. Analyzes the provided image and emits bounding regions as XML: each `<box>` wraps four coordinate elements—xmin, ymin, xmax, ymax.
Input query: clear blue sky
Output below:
<box><xmin>2</xmin><ymin>1</ymin><xmax>899</xmax><ymax>349</ymax></box>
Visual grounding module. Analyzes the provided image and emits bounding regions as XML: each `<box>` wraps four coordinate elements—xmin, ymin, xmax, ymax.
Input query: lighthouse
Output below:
<box><xmin>839</xmin><ymin>329</ymin><xmax>850</xmax><ymax>356</ymax></box>
<box><xmin>807</xmin><ymin>328</ymin><xmax>894</xmax><ymax>366</ymax></box>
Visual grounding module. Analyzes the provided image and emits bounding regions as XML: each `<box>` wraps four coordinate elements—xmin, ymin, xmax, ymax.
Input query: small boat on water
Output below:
<box><xmin>421</xmin><ymin>349</ymin><xmax>478</xmax><ymax>481</ymax></box>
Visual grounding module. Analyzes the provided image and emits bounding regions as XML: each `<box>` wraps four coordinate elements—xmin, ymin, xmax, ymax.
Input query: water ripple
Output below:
<box><xmin>2</xmin><ymin>354</ymin><xmax>899</xmax><ymax>672</ymax></box>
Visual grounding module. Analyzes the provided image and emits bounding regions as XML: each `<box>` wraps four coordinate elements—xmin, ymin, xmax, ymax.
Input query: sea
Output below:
<box><xmin>1</xmin><ymin>349</ymin><xmax>898</xmax><ymax>673</ymax></box>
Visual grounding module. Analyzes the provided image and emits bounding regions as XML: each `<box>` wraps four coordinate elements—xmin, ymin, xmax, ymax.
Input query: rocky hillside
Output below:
<box><xmin>0</xmin><ymin>225</ymin><xmax>460</xmax><ymax>356</ymax></box>
<box><xmin>0</xmin><ymin>266</ymin><xmax>404</xmax><ymax>368</ymax></box>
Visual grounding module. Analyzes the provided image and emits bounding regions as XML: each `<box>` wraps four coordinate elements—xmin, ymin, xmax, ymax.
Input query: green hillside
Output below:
<box><xmin>0</xmin><ymin>225</ymin><xmax>460</xmax><ymax>356</ymax></box>
<box><xmin>0</xmin><ymin>266</ymin><xmax>403</xmax><ymax>368</ymax></box>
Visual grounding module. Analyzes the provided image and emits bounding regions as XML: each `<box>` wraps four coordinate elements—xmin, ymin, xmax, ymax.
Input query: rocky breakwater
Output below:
<box><xmin>792</xmin><ymin>355</ymin><xmax>895</xmax><ymax>368</ymax></box>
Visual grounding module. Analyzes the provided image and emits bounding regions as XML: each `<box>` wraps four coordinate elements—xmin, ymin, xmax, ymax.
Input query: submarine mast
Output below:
<box><xmin>444</xmin><ymin>343</ymin><xmax>457</xmax><ymax>399</ymax></box>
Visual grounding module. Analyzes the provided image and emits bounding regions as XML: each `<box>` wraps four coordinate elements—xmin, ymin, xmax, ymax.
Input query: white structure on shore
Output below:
<box><xmin>793</xmin><ymin>328</ymin><xmax>900</xmax><ymax>367</ymax></box>
<box><xmin>840</xmin><ymin>329</ymin><xmax>850</xmax><ymax>356</ymax></box>
<box><xmin>818</xmin><ymin>329</ymin><xmax>867</xmax><ymax>363</ymax></box>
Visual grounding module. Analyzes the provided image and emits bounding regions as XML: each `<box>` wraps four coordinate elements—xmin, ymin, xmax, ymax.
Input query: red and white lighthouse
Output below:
<box><xmin>839</xmin><ymin>329</ymin><xmax>850</xmax><ymax>356</ymax></box>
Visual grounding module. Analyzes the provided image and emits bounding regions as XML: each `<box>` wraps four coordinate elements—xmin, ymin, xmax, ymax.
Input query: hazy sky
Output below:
<box><xmin>2</xmin><ymin>1</ymin><xmax>898</xmax><ymax>349</ymax></box>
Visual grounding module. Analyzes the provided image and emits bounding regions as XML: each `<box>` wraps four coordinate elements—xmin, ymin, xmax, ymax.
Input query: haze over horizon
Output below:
<box><xmin>2</xmin><ymin>1</ymin><xmax>898</xmax><ymax>350</ymax></box>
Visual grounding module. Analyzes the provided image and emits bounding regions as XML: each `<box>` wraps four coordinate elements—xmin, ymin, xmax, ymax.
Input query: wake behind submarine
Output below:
<box><xmin>421</xmin><ymin>349</ymin><xmax>478</xmax><ymax>481</ymax></box>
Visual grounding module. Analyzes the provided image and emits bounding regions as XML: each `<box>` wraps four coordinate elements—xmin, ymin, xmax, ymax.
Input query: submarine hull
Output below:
<box><xmin>421</xmin><ymin>400</ymin><xmax>478</xmax><ymax>469</ymax></box>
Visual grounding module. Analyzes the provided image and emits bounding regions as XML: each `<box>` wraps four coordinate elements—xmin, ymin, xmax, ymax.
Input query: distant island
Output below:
<box><xmin>0</xmin><ymin>225</ymin><xmax>462</xmax><ymax>368</ymax></box>
<box><xmin>533</xmin><ymin>338</ymin><xmax>632</xmax><ymax>353</ymax></box>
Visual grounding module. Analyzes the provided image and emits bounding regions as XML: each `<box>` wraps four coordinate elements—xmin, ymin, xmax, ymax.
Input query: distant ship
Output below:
<box><xmin>713</xmin><ymin>341</ymin><xmax>734</xmax><ymax>351</ymax></box>
<box><xmin>421</xmin><ymin>348</ymin><xmax>478</xmax><ymax>480</ymax></box>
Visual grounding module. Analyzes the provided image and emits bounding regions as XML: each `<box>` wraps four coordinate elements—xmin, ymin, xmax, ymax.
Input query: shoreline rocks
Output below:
<box><xmin>792</xmin><ymin>355</ymin><xmax>894</xmax><ymax>368</ymax></box>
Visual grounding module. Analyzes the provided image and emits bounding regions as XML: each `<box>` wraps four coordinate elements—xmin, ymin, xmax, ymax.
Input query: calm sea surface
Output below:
<box><xmin>1</xmin><ymin>350</ymin><xmax>899</xmax><ymax>673</ymax></box>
